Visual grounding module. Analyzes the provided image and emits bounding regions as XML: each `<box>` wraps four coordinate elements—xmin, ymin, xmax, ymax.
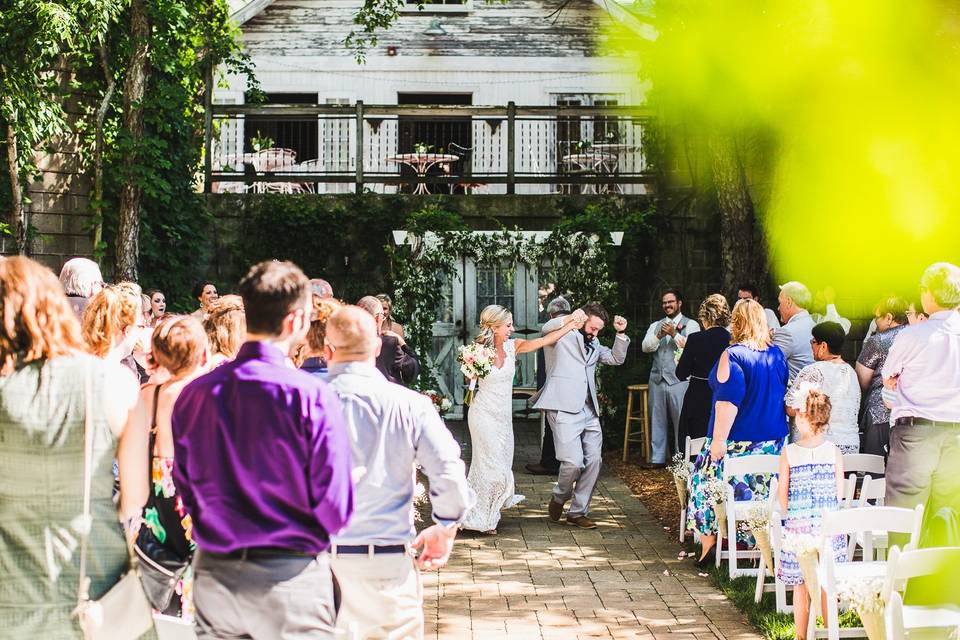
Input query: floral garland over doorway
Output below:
<box><xmin>391</xmin><ymin>228</ymin><xmax>619</xmax><ymax>391</ymax></box>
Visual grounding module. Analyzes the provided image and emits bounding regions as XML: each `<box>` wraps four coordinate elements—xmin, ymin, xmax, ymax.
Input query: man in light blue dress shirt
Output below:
<box><xmin>325</xmin><ymin>306</ymin><xmax>474</xmax><ymax>639</ymax></box>
<box><xmin>773</xmin><ymin>281</ymin><xmax>816</xmax><ymax>382</ymax></box>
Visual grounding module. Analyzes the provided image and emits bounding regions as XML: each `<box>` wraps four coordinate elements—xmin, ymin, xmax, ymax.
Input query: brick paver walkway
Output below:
<box><xmin>422</xmin><ymin>419</ymin><xmax>761</xmax><ymax>640</ymax></box>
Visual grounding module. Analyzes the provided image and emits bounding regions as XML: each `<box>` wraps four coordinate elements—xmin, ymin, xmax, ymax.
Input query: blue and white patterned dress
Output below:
<box><xmin>778</xmin><ymin>441</ymin><xmax>847</xmax><ymax>585</ymax></box>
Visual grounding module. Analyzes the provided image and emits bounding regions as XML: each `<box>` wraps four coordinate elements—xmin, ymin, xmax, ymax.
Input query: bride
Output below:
<box><xmin>461</xmin><ymin>304</ymin><xmax>586</xmax><ymax>534</ymax></box>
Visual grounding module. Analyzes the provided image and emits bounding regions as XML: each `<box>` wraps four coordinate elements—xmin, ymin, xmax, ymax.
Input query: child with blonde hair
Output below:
<box><xmin>778</xmin><ymin>384</ymin><xmax>847</xmax><ymax>639</ymax></box>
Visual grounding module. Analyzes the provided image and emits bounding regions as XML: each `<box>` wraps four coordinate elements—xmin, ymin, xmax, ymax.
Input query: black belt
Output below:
<box><xmin>333</xmin><ymin>544</ymin><xmax>407</xmax><ymax>555</ymax></box>
<box><xmin>204</xmin><ymin>547</ymin><xmax>320</xmax><ymax>560</ymax></box>
<box><xmin>895</xmin><ymin>417</ymin><xmax>960</xmax><ymax>428</ymax></box>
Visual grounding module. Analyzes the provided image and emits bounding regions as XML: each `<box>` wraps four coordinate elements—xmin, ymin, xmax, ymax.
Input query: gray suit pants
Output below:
<box><xmin>193</xmin><ymin>549</ymin><xmax>337</xmax><ymax>639</ymax></box>
<box><xmin>650</xmin><ymin>379</ymin><xmax>688</xmax><ymax>463</ymax></box>
<box><xmin>546</xmin><ymin>403</ymin><xmax>602</xmax><ymax>517</ymax></box>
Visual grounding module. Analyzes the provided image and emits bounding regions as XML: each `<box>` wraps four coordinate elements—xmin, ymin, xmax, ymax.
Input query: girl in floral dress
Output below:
<box><xmin>777</xmin><ymin>385</ymin><xmax>847</xmax><ymax>639</ymax></box>
<box><xmin>136</xmin><ymin>316</ymin><xmax>210</xmax><ymax>619</ymax></box>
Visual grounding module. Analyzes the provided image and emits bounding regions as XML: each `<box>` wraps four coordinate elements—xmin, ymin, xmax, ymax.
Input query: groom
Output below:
<box><xmin>532</xmin><ymin>302</ymin><xmax>630</xmax><ymax>529</ymax></box>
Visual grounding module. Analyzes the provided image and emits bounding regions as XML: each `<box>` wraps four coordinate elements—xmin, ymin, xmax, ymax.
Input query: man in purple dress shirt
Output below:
<box><xmin>173</xmin><ymin>260</ymin><xmax>354</xmax><ymax>639</ymax></box>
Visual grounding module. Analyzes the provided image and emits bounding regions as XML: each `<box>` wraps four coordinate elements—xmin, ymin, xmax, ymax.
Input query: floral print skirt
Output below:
<box><xmin>685</xmin><ymin>437</ymin><xmax>785</xmax><ymax>542</ymax></box>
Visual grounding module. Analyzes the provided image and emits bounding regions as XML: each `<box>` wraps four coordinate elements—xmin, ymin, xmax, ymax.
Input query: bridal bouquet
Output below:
<box><xmin>458</xmin><ymin>343</ymin><xmax>496</xmax><ymax>406</ymax></box>
<box><xmin>420</xmin><ymin>390</ymin><xmax>453</xmax><ymax>415</ymax></box>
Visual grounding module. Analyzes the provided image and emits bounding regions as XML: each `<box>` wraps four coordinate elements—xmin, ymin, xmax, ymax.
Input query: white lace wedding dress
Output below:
<box><xmin>461</xmin><ymin>339</ymin><xmax>525</xmax><ymax>532</ymax></box>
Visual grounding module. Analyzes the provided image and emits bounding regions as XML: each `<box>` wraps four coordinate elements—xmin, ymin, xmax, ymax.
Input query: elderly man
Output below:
<box><xmin>882</xmin><ymin>262</ymin><xmax>960</xmax><ymax>534</ymax></box>
<box><xmin>356</xmin><ymin>295</ymin><xmax>420</xmax><ymax>385</ymax></box>
<box><xmin>325</xmin><ymin>306</ymin><xmax>473</xmax><ymax>638</ymax></box>
<box><xmin>526</xmin><ymin>296</ymin><xmax>571</xmax><ymax>476</ymax></box>
<box><xmin>58</xmin><ymin>257</ymin><xmax>103</xmax><ymax>318</ymax></box>
<box><xmin>773</xmin><ymin>280</ymin><xmax>815</xmax><ymax>381</ymax></box>
<box><xmin>641</xmin><ymin>289</ymin><xmax>700</xmax><ymax>467</ymax></box>
<box><xmin>310</xmin><ymin>277</ymin><xmax>334</xmax><ymax>301</ymax></box>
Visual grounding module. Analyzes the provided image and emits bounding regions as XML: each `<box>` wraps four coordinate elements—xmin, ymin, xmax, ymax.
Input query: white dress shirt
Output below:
<box><xmin>882</xmin><ymin>309</ymin><xmax>960</xmax><ymax>422</ymax></box>
<box><xmin>327</xmin><ymin>362</ymin><xmax>474</xmax><ymax>544</ymax></box>
<box><xmin>772</xmin><ymin>309</ymin><xmax>815</xmax><ymax>381</ymax></box>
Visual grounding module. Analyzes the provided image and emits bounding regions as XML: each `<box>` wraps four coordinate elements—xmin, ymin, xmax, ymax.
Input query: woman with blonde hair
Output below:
<box><xmin>676</xmin><ymin>294</ymin><xmax>732</xmax><ymax>442</ymax></box>
<box><xmin>131</xmin><ymin>315</ymin><xmax>210</xmax><ymax>618</ymax></box>
<box><xmin>297</xmin><ymin>297</ymin><xmax>342</xmax><ymax>378</ymax></box>
<box><xmin>376</xmin><ymin>293</ymin><xmax>405</xmax><ymax>339</ymax></box>
<box><xmin>0</xmin><ymin>257</ymin><xmax>145</xmax><ymax>635</ymax></box>
<box><xmin>461</xmin><ymin>303</ymin><xmax>586</xmax><ymax>534</ymax></box>
<box><xmin>685</xmin><ymin>298</ymin><xmax>789</xmax><ymax>567</ymax></box>
<box><xmin>203</xmin><ymin>294</ymin><xmax>246</xmax><ymax>368</ymax></box>
<box><xmin>82</xmin><ymin>282</ymin><xmax>150</xmax><ymax>382</ymax></box>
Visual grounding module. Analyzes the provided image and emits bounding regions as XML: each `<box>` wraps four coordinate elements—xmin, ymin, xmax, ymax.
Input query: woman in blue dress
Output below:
<box><xmin>686</xmin><ymin>299</ymin><xmax>790</xmax><ymax>567</ymax></box>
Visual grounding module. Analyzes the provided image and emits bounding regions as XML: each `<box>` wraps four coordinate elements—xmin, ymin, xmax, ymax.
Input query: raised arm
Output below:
<box><xmin>515</xmin><ymin>313</ymin><xmax>585</xmax><ymax>354</ymax></box>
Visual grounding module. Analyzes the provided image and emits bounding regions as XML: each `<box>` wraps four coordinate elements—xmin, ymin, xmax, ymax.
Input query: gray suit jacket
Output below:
<box><xmin>773</xmin><ymin>310</ymin><xmax>815</xmax><ymax>381</ymax></box>
<box><xmin>531</xmin><ymin>316</ymin><xmax>630</xmax><ymax>414</ymax></box>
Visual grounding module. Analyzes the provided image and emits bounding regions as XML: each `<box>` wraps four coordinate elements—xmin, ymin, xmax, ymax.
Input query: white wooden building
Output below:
<box><xmin>213</xmin><ymin>0</ymin><xmax>651</xmax><ymax>196</ymax></box>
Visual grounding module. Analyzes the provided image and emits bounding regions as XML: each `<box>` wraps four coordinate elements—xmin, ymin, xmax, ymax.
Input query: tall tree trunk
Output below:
<box><xmin>710</xmin><ymin>134</ymin><xmax>768</xmax><ymax>296</ymax></box>
<box><xmin>93</xmin><ymin>41</ymin><xmax>117</xmax><ymax>260</ymax></box>
<box><xmin>5</xmin><ymin>117</ymin><xmax>26</xmax><ymax>255</ymax></box>
<box><xmin>115</xmin><ymin>0</ymin><xmax>150</xmax><ymax>281</ymax></box>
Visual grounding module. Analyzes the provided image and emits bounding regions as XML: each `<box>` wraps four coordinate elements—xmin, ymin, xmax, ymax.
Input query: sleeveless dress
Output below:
<box><xmin>141</xmin><ymin>386</ymin><xmax>196</xmax><ymax>618</ymax></box>
<box><xmin>777</xmin><ymin>441</ymin><xmax>847</xmax><ymax>586</ymax></box>
<box><xmin>462</xmin><ymin>339</ymin><xmax>525</xmax><ymax>532</ymax></box>
<box><xmin>0</xmin><ymin>355</ymin><xmax>130</xmax><ymax>637</ymax></box>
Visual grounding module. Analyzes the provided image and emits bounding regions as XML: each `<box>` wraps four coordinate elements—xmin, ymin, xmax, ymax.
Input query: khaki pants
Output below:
<box><xmin>330</xmin><ymin>550</ymin><xmax>423</xmax><ymax>639</ymax></box>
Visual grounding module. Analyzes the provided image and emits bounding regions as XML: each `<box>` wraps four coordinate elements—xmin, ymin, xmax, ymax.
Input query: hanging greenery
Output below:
<box><xmin>392</xmin><ymin>209</ymin><xmax>623</xmax><ymax>391</ymax></box>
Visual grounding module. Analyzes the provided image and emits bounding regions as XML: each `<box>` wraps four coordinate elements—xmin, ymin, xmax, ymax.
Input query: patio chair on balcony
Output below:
<box><xmin>448</xmin><ymin>142</ymin><xmax>486</xmax><ymax>194</ymax></box>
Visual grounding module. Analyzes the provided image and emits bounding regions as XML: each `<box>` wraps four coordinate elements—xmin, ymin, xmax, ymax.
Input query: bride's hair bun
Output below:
<box><xmin>475</xmin><ymin>304</ymin><xmax>512</xmax><ymax>347</ymax></box>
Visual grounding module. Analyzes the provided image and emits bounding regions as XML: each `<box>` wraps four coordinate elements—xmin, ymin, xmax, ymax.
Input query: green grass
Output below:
<box><xmin>705</xmin><ymin>566</ymin><xmax>863</xmax><ymax>640</ymax></box>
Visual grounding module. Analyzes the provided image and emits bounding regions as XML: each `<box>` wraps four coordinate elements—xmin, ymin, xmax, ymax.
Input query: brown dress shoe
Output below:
<box><xmin>548</xmin><ymin>498</ymin><xmax>564</xmax><ymax>522</ymax></box>
<box><xmin>566</xmin><ymin>515</ymin><xmax>597</xmax><ymax>529</ymax></box>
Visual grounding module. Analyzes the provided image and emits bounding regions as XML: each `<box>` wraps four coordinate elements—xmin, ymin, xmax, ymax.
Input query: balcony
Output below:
<box><xmin>205</xmin><ymin>102</ymin><xmax>654</xmax><ymax>196</ymax></box>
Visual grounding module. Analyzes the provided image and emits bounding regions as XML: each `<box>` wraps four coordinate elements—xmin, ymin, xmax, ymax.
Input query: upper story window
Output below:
<box><xmin>400</xmin><ymin>0</ymin><xmax>473</xmax><ymax>14</ymax></box>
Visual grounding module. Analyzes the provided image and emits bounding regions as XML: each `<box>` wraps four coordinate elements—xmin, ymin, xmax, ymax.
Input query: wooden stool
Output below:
<box><xmin>622</xmin><ymin>384</ymin><xmax>651</xmax><ymax>462</ymax></box>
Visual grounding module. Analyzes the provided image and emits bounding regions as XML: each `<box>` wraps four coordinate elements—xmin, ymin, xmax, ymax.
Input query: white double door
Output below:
<box><xmin>430</xmin><ymin>258</ymin><xmax>553</xmax><ymax>419</ymax></box>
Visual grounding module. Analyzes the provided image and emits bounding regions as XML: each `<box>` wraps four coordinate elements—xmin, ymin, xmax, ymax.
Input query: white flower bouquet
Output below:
<box><xmin>667</xmin><ymin>453</ymin><xmax>690</xmax><ymax>507</ymax></box>
<box><xmin>837</xmin><ymin>577</ymin><xmax>886</xmax><ymax>640</ymax></box>
<box><xmin>673</xmin><ymin>347</ymin><xmax>684</xmax><ymax>364</ymax></box>
<box><xmin>702</xmin><ymin>477</ymin><xmax>728</xmax><ymax>535</ymax></box>
<box><xmin>738</xmin><ymin>503</ymin><xmax>774</xmax><ymax>574</ymax></box>
<box><xmin>457</xmin><ymin>343</ymin><xmax>496</xmax><ymax>406</ymax></box>
<box><xmin>420</xmin><ymin>389</ymin><xmax>453</xmax><ymax>415</ymax></box>
<box><xmin>781</xmin><ymin>532</ymin><xmax>823</xmax><ymax>618</ymax></box>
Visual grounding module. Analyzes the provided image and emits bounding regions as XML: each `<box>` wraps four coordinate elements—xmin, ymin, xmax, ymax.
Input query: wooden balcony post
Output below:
<box><xmin>506</xmin><ymin>101</ymin><xmax>516</xmax><ymax>194</ymax></box>
<box><xmin>203</xmin><ymin>64</ymin><xmax>213</xmax><ymax>194</ymax></box>
<box><xmin>355</xmin><ymin>101</ymin><xmax>364</xmax><ymax>194</ymax></box>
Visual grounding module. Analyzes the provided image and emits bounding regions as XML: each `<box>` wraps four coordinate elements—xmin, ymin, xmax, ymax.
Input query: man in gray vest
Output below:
<box><xmin>641</xmin><ymin>289</ymin><xmax>700</xmax><ymax>467</ymax></box>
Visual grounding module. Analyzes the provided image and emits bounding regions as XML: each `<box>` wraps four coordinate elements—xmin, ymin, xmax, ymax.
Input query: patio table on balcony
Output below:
<box><xmin>386</xmin><ymin>153</ymin><xmax>460</xmax><ymax>195</ymax></box>
<box><xmin>561</xmin><ymin>150</ymin><xmax>619</xmax><ymax>194</ymax></box>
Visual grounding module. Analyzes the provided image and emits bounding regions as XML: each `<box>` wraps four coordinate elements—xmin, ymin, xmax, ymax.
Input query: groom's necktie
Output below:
<box><xmin>584</xmin><ymin>336</ymin><xmax>594</xmax><ymax>356</ymax></box>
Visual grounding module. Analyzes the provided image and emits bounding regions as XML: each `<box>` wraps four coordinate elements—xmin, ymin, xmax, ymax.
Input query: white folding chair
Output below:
<box><xmin>883</xmin><ymin>545</ymin><xmax>960</xmax><ymax>640</ymax></box>
<box><xmin>154</xmin><ymin>614</ymin><xmax>198</xmax><ymax>640</ymax></box>
<box><xmin>717</xmin><ymin>454</ymin><xmax>781</xmax><ymax>579</ymax></box>
<box><xmin>855</xmin><ymin>477</ymin><xmax>889</xmax><ymax>561</ymax></box>
<box><xmin>810</xmin><ymin>505</ymin><xmax>925</xmax><ymax>640</ymax></box>
<box><xmin>842</xmin><ymin>453</ymin><xmax>885</xmax><ymax>477</ymax></box>
<box><xmin>679</xmin><ymin>436</ymin><xmax>707</xmax><ymax>542</ymax></box>
<box><xmin>753</xmin><ymin>477</ymin><xmax>792</xmax><ymax>613</ymax></box>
